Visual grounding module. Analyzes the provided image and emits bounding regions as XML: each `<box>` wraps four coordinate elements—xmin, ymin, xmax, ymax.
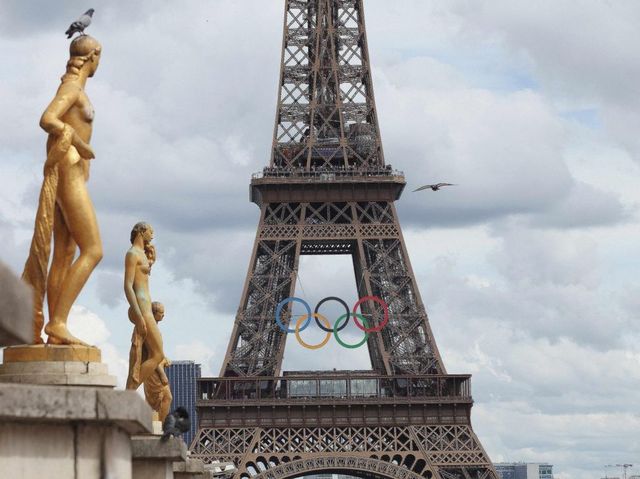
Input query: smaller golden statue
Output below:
<box><xmin>22</xmin><ymin>35</ymin><xmax>103</xmax><ymax>345</ymax></box>
<box><xmin>125</xmin><ymin>223</ymin><xmax>172</xmax><ymax>421</ymax></box>
<box><xmin>142</xmin><ymin>303</ymin><xmax>172</xmax><ymax>421</ymax></box>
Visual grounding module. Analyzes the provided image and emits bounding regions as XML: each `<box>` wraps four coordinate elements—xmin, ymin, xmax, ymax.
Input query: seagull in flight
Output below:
<box><xmin>65</xmin><ymin>9</ymin><xmax>94</xmax><ymax>39</ymax></box>
<box><xmin>413</xmin><ymin>183</ymin><xmax>456</xmax><ymax>192</ymax></box>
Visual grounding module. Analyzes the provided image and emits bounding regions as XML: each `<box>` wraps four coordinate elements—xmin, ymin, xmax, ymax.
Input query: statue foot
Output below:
<box><xmin>44</xmin><ymin>323</ymin><xmax>90</xmax><ymax>346</ymax></box>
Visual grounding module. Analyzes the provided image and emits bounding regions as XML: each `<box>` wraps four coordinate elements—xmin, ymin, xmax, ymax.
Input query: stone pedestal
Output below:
<box><xmin>173</xmin><ymin>457</ymin><xmax>208</xmax><ymax>478</ymax></box>
<box><xmin>0</xmin><ymin>382</ymin><xmax>153</xmax><ymax>479</ymax></box>
<box><xmin>0</xmin><ymin>342</ymin><xmax>155</xmax><ymax>478</ymax></box>
<box><xmin>0</xmin><ymin>344</ymin><xmax>117</xmax><ymax>387</ymax></box>
<box><xmin>131</xmin><ymin>435</ymin><xmax>187</xmax><ymax>479</ymax></box>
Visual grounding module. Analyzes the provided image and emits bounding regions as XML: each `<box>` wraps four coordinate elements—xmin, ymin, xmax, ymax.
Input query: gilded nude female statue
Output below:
<box><xmin>22</xmin><ymin>35</ymin><xmax>103</xmax><ymax>345</ymax></box>
<box><xmin>124</xmin><ymin>223</ymin><xmax>168</xmax><ymax>411</ymax></box>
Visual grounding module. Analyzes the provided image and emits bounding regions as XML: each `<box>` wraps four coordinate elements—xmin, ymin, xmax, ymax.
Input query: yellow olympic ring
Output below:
<box><xmin>294</xmin><ymin>313</ymin><xmax>331</xmax><ymax>350</ymax></box>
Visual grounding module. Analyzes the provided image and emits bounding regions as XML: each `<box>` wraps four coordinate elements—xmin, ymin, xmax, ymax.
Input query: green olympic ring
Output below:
<box><xmin>333</xmin><ymin>313</ymin><xmax>369</xmax><ymax>349</ymax></box>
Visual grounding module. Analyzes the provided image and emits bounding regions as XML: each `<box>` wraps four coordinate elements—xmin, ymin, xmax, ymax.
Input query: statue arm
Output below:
<box><xmin>157</xmin><ymin>361</ymin><xmax>169</xmax><ymax>386</ymax></box>
<box><xmin>124</xmin><ymin>251</ymin><xmax>146</xmax><ymax>337</ymax></box>
<box><xmin>39</xmin><ymin>83</ymin><xmax>94</xmax><ymax>159</ymax></box>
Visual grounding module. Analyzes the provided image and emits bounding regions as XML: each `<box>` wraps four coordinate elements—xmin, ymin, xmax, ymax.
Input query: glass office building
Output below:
<box><xmin>166</xmin><ymin>360</ymin><xmax>201</xmax><ymax>447</ymax></box>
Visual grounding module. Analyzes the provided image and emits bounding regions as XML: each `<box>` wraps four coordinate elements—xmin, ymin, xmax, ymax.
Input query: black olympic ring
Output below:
<box><xmin>313</xmin><ymin>296</ymin><xmax>350</xmax><ymax>332</ymax></box>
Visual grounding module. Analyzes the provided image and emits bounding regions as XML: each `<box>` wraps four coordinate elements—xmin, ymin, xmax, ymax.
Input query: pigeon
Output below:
<box><xmin>161</xmin><ymin>406</ymin><xmax>191</xmax><ymax>440</ymax></box>
<box><xmin>65</xmin><ymin>9</ymin><xmax>94</xmax><ymax>39</ymax></box>
<box><xmin>413</xmin><ymin>183</ymin><xmax>456</xmax><ymax>192</ymax></box>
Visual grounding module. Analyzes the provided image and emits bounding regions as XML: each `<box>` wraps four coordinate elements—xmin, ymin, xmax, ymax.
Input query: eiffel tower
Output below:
<box><xmin>192</xmin><ymin>1</ymin><xmax>498</xmax><ymax>478</ymax></box>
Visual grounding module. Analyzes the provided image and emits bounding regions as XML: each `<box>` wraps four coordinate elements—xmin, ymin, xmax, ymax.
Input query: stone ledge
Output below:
<box><xmin>131</xmin><ymin>435</ymin><xmax>187</xmax><ymax>461</ymax></box>
<box><xmin>174</xmin><ymin>457</ymin><xmax>205</xmax><ymax>473</ymax></box>
<box><xmin>0</xmin><ymin>360</ymin><xmax>109</xmax><ymax>374</ymax></box>
<box><xmin>0</xmin><ymin>360</ymin><xmax>117</xmax><ymax>388</ymax></box>
<box><xmin>0</xmin><ymin>382</ymin><xmax>153</xmax><ymax>434</ymax></box>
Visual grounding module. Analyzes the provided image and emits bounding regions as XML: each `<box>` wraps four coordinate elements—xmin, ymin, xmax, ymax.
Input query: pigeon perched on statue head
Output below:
<box><xmin>65</xmin><ymin>9</ymin><xmax>94</xmax><ymax>39</ymax></box>
<box><xmin>161</xmin><ymin>406</ymin><xmax>190</xmax><ymax>440</ymax></box>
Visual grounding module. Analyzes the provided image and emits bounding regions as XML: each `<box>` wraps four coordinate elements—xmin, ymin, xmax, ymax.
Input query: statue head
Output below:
<box><xmin>130</xmin><ymin>222</ymin><xmax>153</xmax><ymax>245</ymax></box>
<box><xmin>63</xmin><ymin>35</ymin><xmax>102</xmax><ymax>81</ymax></box>
<box><xmin>152</xmin><ymin>302</ymin><xmax>165</xmax><ymax>322</ymax></box>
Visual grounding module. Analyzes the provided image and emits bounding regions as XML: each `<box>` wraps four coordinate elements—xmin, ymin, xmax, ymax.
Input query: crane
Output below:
<box><xmin>605</xmin><ymin>464</ymin><xmax>634</xmax><ymax>479</ymax></box>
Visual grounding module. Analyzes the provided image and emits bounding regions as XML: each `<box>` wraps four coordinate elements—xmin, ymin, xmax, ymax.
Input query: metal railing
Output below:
<box><xmin>252</xmin><ymin>165</ymin><xmax>405</xmax><ymax>181</ymax></box>
<box><xmin>197</xmin><ymin>373</ymin><xmax>471</xmax><ymax>404</ymax></box>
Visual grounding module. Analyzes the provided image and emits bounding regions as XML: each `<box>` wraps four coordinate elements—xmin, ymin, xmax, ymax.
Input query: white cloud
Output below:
<box><xmin>66</xmin><ymin>305</ymin><xmax>129</xmax><ymax>388</ymax></box>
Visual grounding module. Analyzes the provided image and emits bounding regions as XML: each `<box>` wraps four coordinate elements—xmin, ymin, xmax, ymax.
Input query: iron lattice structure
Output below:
<box><xmin>193</xmin><ymin>1</ymin><xmax>498</xmax><ymax>478</ymax></box>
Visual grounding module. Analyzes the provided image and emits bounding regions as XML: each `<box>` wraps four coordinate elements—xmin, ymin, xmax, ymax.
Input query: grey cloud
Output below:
<box><xmin>95</xmin><ymin>270</ymin><xmax>124</xmax><ymax>308</ymax></box>
<box><xmin>448</xmin><ymin>0</ymin><xmax>640</xmax><ymax>160</ymax></box>
<box><xmin>0</xmin><ymin>0</ymin><xmax>159</xmax><ymax>38</ymax></box>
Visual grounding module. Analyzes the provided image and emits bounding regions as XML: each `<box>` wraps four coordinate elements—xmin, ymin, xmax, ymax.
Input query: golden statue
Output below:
<box><xmin>125</xmin><ymin>223</ymin><xmax>172</xmax><ymax>421</ymax></box>
<box><xmin>21</xmin><ymin>35</ymin><xmax>103</xmax><ymax>345</ymax></box>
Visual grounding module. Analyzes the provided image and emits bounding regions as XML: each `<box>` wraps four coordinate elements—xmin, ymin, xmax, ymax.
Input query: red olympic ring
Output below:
<box><xmin>351</xmin><ymin>295</ymin><xmax>389</xmax><ymax>333</ymax></box>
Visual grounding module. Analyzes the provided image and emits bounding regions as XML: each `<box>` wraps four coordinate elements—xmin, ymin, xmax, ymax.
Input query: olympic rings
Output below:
<box><xmin>333</xmin><ymin>313</ymin><xmax>369</xmax><ymax>349</ymax></box>
<box><xmin>275</xmin><ymin>295</ymin><xmax>389</xmax><ymax>349</ymax></box>
<box><xmin>276</xmin><ymin>297</ymin><xmax>312</xmax><ymax>333</ymax></box>
<box><xmin>295</xmin><ymin>313</ymin><xmax>332</xmax><ymax>350</ymax></box>
<box><xmin>352</xmin><ymin>295</ymin><xmax>389</xmax><ymax>333</ymax></box>
<box><xmin>314</xmin><ymin>296</ymin><xmax>350</xmax><ymax>332</ymax></box>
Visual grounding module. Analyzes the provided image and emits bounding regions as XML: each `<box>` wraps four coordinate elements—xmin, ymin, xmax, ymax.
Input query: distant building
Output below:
<box><xmin>495</xmin><ymin>462</ymin><xmax>554</xmax><ymax>479</ymax></box>
<box><xmin>166</xmin><ymin>360</ymin><xmax>201</xmax><ymax>447</ymax></box>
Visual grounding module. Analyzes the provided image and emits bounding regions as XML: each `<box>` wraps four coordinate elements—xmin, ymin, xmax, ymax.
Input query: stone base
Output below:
<box><xmin>0</xmin><ymin>360</ymin><xmax>117</xmax><ymax>387</ymax></box>
<box><xmin>153</xmin><ymin>419</ymin><xmax>164</xmax><ymax>435</ymax></box>
<box><xmin>0</xmin><ymin>344</ymin><xmax>116</xmax><ymax>388</ymax></box>
<box><xmin>174</xmin><ymin>457</ymin><xmax>208</xmax><ymax>478</ymax></box>
<box><xmin>4</xmin><ymin>344</ymin><xmax>101</xmax><ymax>362</ymax></box>
<box><xmin>0</xmin><ymin>382</ymin><xmax>153</xmax><ymax>479</ymax></box>
<box><xmin>132</xmin><ymin>435</ymin><xmax>187</xmax><ymax>479</ymax></box>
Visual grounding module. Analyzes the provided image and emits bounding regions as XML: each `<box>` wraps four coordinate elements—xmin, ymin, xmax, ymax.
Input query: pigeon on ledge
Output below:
<box><xmin>162</xmin><ymin>406</ymin><xmax>191</xmax><ymax>440</ymax></box>
<box><xmin>65</xmin><ymin>9</ymin><xmax>94</xmax><ymax>39</ymax></box>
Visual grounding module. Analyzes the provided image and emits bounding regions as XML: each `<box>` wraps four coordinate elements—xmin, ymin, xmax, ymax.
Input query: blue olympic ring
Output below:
<box><xmin>275</xmin><ymin>297</ymin><xmax>312</xmax><ymax>333</ymax></box>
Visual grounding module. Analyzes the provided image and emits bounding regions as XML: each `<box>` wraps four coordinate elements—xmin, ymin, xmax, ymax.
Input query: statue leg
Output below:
<box><xmin>47</xmin><ymin>205</ymin><xmax>77</xmax><ymax>321</ymax></box>
<box><xmin>158</xmin><ymin>386</ymin><xmax>173</xmax><ymax>423</ymax></box>
<box><xmin>138</xmin><ymin>316</ymin><xmax>164</xmax><ymax>385</ymax></box>
<box><xmin>45</xmin><ymin>163</ymin><xmax>102</xmax><ymax>345</ymax></box>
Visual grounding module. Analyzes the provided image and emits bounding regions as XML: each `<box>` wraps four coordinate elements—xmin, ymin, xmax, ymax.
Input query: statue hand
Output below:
<box><xmin>145</xmin><ymin>244</ymin><xmax>156</xmax><ymax>265</ymax></box>
<box><xmin>74</xmin><ymin>140</ymin><xmax>95</xmax><ymax>160</ymax></box>
<box><xmin>70</xmin><ymin>130</ymin><xmax>95</xmax><ymax>159</ymax></box>
<box><xmin>135</xmin><ymin>319</ymin><xmax>147</xmax><ymax>338</ymax></box>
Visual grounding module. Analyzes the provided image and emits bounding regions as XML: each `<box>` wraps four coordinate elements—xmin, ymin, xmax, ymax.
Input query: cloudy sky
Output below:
<box><xmin>1</xmin><ymin>1</ymin><xmax>639</xmax><ymax>477</ymax></box>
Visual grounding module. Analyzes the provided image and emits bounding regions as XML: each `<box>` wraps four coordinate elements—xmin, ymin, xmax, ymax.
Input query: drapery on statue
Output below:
<box><xmin>125</xmin><ymin>223</ymin><xmax>172</xmax><ymax>421</ymax></box>
<box><xmin>21</xmin><ymin>35</ymin><xmax>103</xmax><ymax>345</ymax></box>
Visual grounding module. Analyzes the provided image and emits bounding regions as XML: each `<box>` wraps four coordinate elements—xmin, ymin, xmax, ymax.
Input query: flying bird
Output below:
<box><xmin>65</xmin><ymin>9</ymin><xmax>94</xmax><ymax>39</ymax></box>
<box><xmin>413</xmin><ymin>183</ymin><xmax>456</xmax><ymax>192</ymax></box>
<box><xmin>161</xmin><ymin>406</ymin><xmax>191</xmax><ymax>440</ymax></box>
